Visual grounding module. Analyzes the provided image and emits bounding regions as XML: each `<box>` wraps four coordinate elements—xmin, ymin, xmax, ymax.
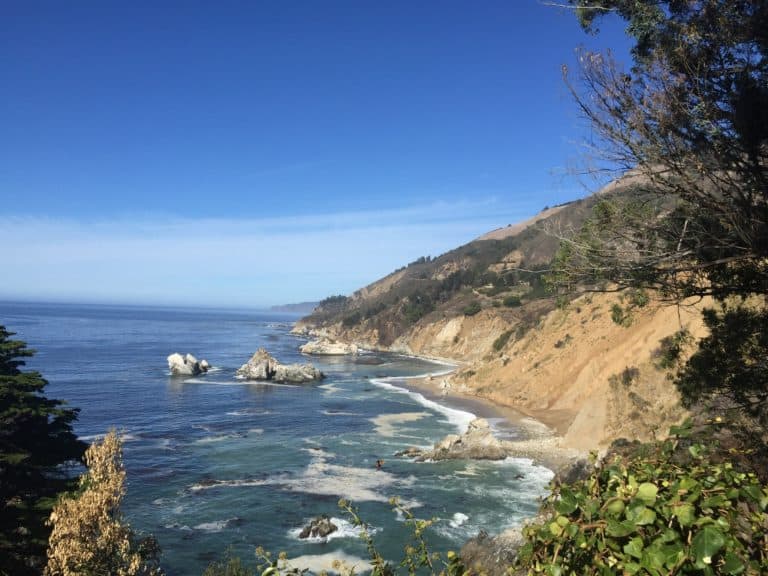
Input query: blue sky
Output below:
<box><xmin>1</xmin><ymin>1</ymin><xmax>631</xmax><ymax>307</ymax></box>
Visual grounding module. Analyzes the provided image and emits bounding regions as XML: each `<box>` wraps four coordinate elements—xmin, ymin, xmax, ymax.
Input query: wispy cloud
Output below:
<box><xmin>1</xmin><ymin>199</ymin><xmax>537</xmax><ymax>307</ymax></box>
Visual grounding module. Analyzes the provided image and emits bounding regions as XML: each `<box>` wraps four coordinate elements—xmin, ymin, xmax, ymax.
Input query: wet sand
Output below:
<box><xmin>399</xmin><ymin>372</ymin><xmax>585</xmax><ymax>472</ymax></box>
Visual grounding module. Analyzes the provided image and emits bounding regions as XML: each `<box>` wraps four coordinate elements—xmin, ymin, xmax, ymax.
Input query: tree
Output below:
<box><xmin>548</xmin><ymin>1</ymin><xmax>768</xmax><ymax>427</ymax></box>
<box><xmin>550</xmin><ymin>0</ymin><xmax>767</xmax><ymax>301</ymax></box>
<box><xmin>0</xmin><ymin>326</ymin><xmax>87</xmax><ymax>575</ymax></box>
<box><xmin>45</xmin><ymin>430</ymin><xmax>161</xmax><ymax>576</ymax></box>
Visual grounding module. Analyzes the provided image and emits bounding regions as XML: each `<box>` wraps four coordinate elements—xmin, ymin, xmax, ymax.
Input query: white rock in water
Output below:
<box><xmin>299</xmin><ymin>338</ymin><xmax>358</xmax><ymax>356</ymax></box>
<box><xmin>167</xmin><ymin>352</ymin><xmax>209</xmax><ymax>376</ymax></box>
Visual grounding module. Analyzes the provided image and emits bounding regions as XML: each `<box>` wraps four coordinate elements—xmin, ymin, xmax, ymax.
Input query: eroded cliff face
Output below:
<box><xmin>296</xmin><ymin>292</ymin><xmax>708</xmax><ymax>450</ymax></box>
<box><xmin>452</xmin><ymin>294</ymin><xmax>708</xmax><ymax>449</ymax></box>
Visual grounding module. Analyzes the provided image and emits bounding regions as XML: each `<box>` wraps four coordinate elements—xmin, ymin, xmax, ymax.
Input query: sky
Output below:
<box><xmin>0</xmin><ymin>1</ymin><xmax>632</xmax><ymax>308</ymax></box>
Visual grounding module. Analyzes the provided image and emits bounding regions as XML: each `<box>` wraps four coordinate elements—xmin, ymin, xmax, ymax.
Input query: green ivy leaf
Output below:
<box><xmin>691</xmin><ymin>526</ymin><xmax>725</xmax><ymax>568</ymax></box>
<box><xmin>672</xmin><ymin>503</ymin><xmax>696</xmax><ymax>527</ymax></box>
<box><xmin>636</xmin><ymin>482</ymin><xmax>659</xmax><ymax>506</ymax></box>
<box><xmin>623</xmin><ymin>537</ymin><xmax>644</xmax><ymax>559</ymax></box>
<box><xmin>606</xmin><ymin>519</ymin><xmax>637</xmax><ymax>537</ymax></box>
<box><xmin>634</xmin><ymin>507</ymin><xmax>657</xmax><ymax>526</ymax></box>
<box><xmin>556</xmin><ymin>488</ymin><xmax>578</xmax><ymax>515</ymax></box>
<box><xmin>721</xmin><ymin>551</ymin><xmax>745</xmax><ymax>575</ymax></box>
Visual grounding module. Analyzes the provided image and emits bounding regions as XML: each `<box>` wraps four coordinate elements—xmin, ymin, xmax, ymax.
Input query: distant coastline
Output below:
<box><xmin>270</xmin><ymin>301</ymin><xmax>319</xmax><ymax>314</ymax></box>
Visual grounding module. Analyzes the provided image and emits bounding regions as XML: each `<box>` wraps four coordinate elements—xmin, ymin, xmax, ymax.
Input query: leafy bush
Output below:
<box><xmin>493</xmin><ymin>330</ymin><xmax>513</xmax><ymax>352</ymax></box>
<box><xmin>402</xmin><ymin>291</ymin><xmax>435</xmax><ymax>325</ymax></box>
<box><xmin>319</xmin><ymin>295</ymin><xmax>348</xmax><ymax>309</ymax></box>
<box><xmin>515</xmin><ymin>423</ymin><xmax>768</xmax><ymax>575</ymax></box>
<box><xmin>675</xmin><ymin>306</ymin><xmax>768</xmax><ymax>428</ymax></box>
<box><xmin>653</xmin><ymin>329</ymin><xmax>692</xmax><ymax>370</ymax></box>
<box><xmin>503</xmin><ymin>295</ymin><xmax>522</xmax><ymax>307</ymax></box>
<box><xmin>629</xmin><ymin>288</ymin><xmax>650</xmax><ymax>308</ymax></box>
<box><xmin>609</xmin><ymin>366</ymin><xmax>641</xmax><ymax>388</ymax></box>
<box><xmin>462</xmin><ymin>301</ymin><xmax>482</xmax><ymax>316</ymax></box>
<box><xmin>611</xmin><ymin>303</ymin><xmax>632</xmax><ymax>327</ymax></box>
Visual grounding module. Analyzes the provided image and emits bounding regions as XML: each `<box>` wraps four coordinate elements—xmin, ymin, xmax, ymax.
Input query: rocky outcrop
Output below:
<box><xmin>236</xmin><ymin>348</ymin><xmax>324</xmax><ymax>383</ymax></box>
<box><xmin>298</xmin><ymin>515</ymin><xmax>338</xmax><ymax>539</ymax></box>
<box><xmin>300</xmin><ymin>338</ymin><xmax>359</xmax><ymax>356</ymax></box>
<box><xmin>167</xmin><ymin>353</ymin><xmax>209</xmax><ymax>376</ymax></box>
<box><xmin>399</xmin><ymin>418</ymin><xmax>508</xmax><ymax>461</ymax></box>
<box><xmin>460</xmin><ymin>529</ymin><xmax>526</xmax><ymax>576</ymax></box>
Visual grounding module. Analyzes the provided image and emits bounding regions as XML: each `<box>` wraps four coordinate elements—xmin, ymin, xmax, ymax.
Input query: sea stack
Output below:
<box><xmin>167</xmin><ymin>353</ymin><xmax>209</xmax><ymax>376</ymax></box>
<box><xmin>236</xmin><ymin>348</ymin><xmax>324</xmax><ymax>383</ymax></box>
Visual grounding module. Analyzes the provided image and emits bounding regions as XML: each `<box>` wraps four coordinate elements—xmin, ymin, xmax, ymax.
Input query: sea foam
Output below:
<box><xmin>370</xmin><ymin>378</ymin><xmax>475</xmax><ymax>433</ymax></box>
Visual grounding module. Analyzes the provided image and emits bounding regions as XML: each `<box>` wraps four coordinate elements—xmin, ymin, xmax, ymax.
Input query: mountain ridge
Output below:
<box><xmin>295</xmin><ymin>175</ymin><xmax>706</xmax><ymax>449</ymax></box>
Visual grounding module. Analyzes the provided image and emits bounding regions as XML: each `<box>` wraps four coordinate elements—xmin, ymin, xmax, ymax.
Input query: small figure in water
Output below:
<box><xmin>375</xmin><ymin>459</ymin><xmax>383</xmax><ymax>470</ymax></box>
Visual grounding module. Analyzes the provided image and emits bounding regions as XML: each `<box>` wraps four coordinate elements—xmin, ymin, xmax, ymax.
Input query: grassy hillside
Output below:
<box><xmin>299</xmin><ymin>195</ymin><xmax>599</xmax><ymax>347</ymax></box>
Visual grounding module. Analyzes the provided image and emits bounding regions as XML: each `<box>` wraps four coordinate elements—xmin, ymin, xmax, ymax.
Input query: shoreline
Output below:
<box><xmin>294</xmin><ymin>331</ymin><xmax>586</xmax><ymax>471</ymax></box>
<box><xmin>398</xmin><ymin>370</ymin><xmax>584</xmax><ymax>472</ymax></box>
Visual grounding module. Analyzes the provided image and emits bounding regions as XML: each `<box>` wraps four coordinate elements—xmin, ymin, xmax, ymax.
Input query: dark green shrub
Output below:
<box><xmin>341</xmin><ymin>311</ymin><xmax>362</xmax><ymax>327</ymax></box>
<box><xmin>611</xmin><ymin>303</ymin><xmax>632</xmax><ymax>326</ymax></box>
<box><xmin>653</xmin><ymin>329</ymin><xmax>692</xmax><ymax>370</ymax></box>
<box><xmin>502</xmin><ymin>295</ymin><xmax>522</xmax><ymax>307</ymax></box>
<box><xmin>462</xmin><ymin>301</ymin><xmax>482</xmax><ymax>316</ymax></box>
<box><xmin>493</xmin><ymin>330</ymin><xmax>513</xmax><ymax>352</ymax></box>
<box><xmin>401</xmin><ymin>291</ymin><xmax>434</xmax><ymax>324</ymax></box>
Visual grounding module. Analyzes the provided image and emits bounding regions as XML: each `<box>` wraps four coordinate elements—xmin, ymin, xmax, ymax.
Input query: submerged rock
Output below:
<box><xmin>300</xmin><ymin>338</ymin><xmax>358</xmax><ymax>356</ymax></box>
<box><xmin>236</xmin><ymin>348</ymin><xmax>324</xmax><ymax>383</ymax></box>
<box><xmin>409</xmin><ymin>418</ymin><xmax>508</xmax><ymax>461</ymax></box>
<box><xmin>167</xmin><ymin>353</ymin><xmax>209</xmax><ymax>376</ymax></box>
<box><xmin>298</xmin><ymin>515</ymin><xmax>338</xmax><ymax>539</ymax></box>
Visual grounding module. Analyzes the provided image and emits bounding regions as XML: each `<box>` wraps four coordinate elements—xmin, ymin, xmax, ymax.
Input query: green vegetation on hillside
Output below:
<box><xmin>301</xmin><ymin>199</ymin><xmax>596</xmax><ymax>344</ymax></box>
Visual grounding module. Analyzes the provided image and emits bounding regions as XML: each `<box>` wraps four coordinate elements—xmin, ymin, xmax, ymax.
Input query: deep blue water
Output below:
<box><xmin>0</xmin><ymin>301</ymin><xmax>552</xmax><ymax>575</ymax></box>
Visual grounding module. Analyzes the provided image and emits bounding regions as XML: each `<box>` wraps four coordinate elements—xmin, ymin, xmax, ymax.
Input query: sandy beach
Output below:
<box><xmin>398</xmin><ymin>369</ymin><xmax>586</xmax><ymax>472</ymax></box>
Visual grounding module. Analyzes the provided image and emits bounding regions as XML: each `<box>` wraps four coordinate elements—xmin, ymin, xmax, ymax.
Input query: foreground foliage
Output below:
<box><xmin>516</xmin><ymin>423</ymin><xmax>768</xmax><ymax>575</ymax></box>
<box><xmin>203</xmin><ymin>498</ymin><xmax>467</xmax><ymax>576</ymax></box>
<box><xmin>554</xmin><ymin>0</ymin><xmax>768</xmax><ymax>300</ymax></box>
<box><xmin>0</xmin><ymin>326</ymin><xmax>86</xmax><ymax>576</ymax></box>
<box><xmin>45</xmin><ymin>431</ymin><xmax>161</xmax><ymax>576</ymax></box>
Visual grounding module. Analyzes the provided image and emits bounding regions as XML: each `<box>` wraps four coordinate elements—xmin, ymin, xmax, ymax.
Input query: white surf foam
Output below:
<box><xmin>318</xmin><ymin>382</ymin><xmax>342</xmax><ymax>394</ymax></box>
<box><xmin>226</xmin><ymin>409</ymin><xmax>272</xmax><ymax>416</ymax></box>
<box><xmin>193</xmin><ymin>518</ymin><xmax>241</xmax><ymax>533</ymax></box>
<box><xmin>188</xmin><ymin>478</ymin><xmax>268</xmax><ymax>492</ymax></box>
<box><xmin>79</xmin><ymin>432</ymin><xmax>138</xmax><ymax>443</ymax></box>
<box><xmin>369</xmin><ymin>378</ymin><xmax>474</xmax><ymax>433</ymax></box>
<box><xmin>284</xmin><ymin>551</ymin><xmax>370</xmax><ymax>575</ymax></box>
<box><xmin>449</xmin><ymin>512</ymin><xmax>469</xmax><ymax>528</ymax></box>
<box><xmin>194</xmin><ymin>432</ymin><xmax>250</xmax><ymax>444</ymax></box>
<box><xmin>322</xmin><ymin>410</ymin><xmax>360</xmax><ymax>416</ymax></box>
<box><xmin>287</xmin><ymin>517</ymin><xmax>374</xmax><ymax>543</ymax></box>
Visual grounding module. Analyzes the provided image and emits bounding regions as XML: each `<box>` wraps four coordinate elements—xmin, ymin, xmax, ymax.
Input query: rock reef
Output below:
<box><xmin>298</xmin><ymin>515</ymin><xmax>338</xmax><ymax>539</ymax></box>
<box><xmin>236</xmin><ymin>348</ymin><xmax>324</xmax><ymax>383</ymax></box>
<box><xmin>167</xmin><ymin>353</ymin><xmax>209</xmax><ymax>376</ymax></box>
<box><xmin>398</xmin><ymin>418</ymin><xmax>508</xmax><ymax>461</ymax></box>
<box><xmin>300</xmin><ymin>338</ymin><xmax>358</xmax><ymax>355</ymax></box>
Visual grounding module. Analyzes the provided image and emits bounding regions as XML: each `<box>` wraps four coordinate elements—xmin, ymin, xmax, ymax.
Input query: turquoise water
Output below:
<box><xmin>0</xmin><ymin>301</ymin><xmax>552</xmax><ymax>575</ymax></box>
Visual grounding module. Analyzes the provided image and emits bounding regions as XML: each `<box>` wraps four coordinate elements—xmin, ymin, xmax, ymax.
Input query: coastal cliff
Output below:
<box><xmin>295</xmin><ymin>178</ymin><xmax>708</xmax><ymax>450</ymax></box>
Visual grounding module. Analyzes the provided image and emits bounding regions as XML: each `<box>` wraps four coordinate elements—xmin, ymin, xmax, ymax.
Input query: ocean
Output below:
<box><xmin>0</xmin><ymin>301</ymin><xmax>552</xmax><ymax>575</ymax></box>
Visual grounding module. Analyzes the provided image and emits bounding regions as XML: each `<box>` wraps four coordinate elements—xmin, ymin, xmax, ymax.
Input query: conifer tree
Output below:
<box><xmin>0</xmin><ymin>326</ymin><xmax>87</xmax><ymax>575</ymax></box>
